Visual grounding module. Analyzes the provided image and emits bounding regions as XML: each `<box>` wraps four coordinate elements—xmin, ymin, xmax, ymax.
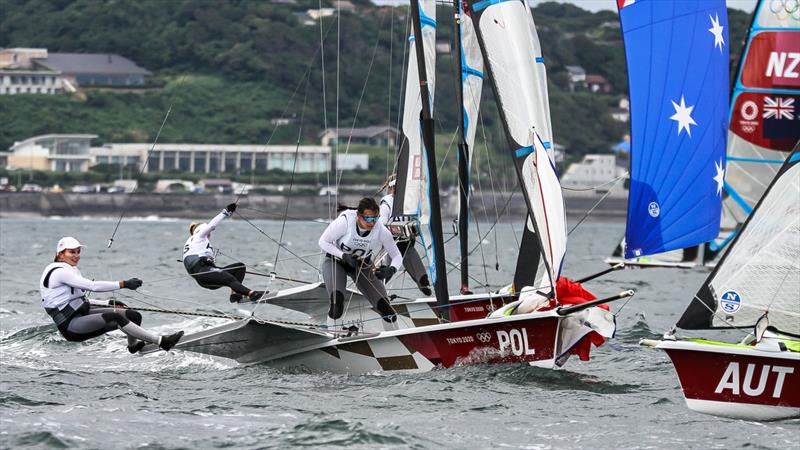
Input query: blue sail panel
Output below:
<box><xmin>619</xmin><ymin>0</ymin><xmax>729</xmax><ymax>258</ymax></box>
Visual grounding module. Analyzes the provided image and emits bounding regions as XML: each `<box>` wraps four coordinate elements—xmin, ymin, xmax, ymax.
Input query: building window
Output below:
<box><xmin>148</xmin><ymin>152</ymin><xmax>160</xmax><ymax>172</ymax></box>
<box><xmin>255</xmin><ymin>153</ymin><xmax>267</xmax><ymax>173</ymax></box>
<box><xmin>240</xmin><ymin>152</ymin><xmax>253</xmax><ymax>173</ymax></box>
<box><xmin>208</xmin><ymin>153</ymin><xmax>220</xmax><ymax>173</ymax></box>
<box><xmin>178</xmin><ymin>152</ymin><xmax>191</xmax><ymax>171</ymax></box>
<box><xmin>224</xmin><ymin>153</ymin><xmax>237</xmax><ymax>173</ymax></box>
<box><xmin>195</xmin><ymin>153</ymin><xmax>207</xmax><ymax>173</ymax></box>
<box><xmin>163</xmin><ymin>151</ymin><xmax>176</xmax><ymax>170</ymax></box>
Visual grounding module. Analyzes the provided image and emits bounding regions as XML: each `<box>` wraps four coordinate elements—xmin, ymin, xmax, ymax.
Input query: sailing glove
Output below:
<box><xmin>341</xmin><ymin>253</ymin><xmax>359</xmax><ymax>269</ymax></box>
<box><xmin>375</xmin><ymin>266</ymin><xmax>396</xmax><ymax>282</ymax></box>
<box><xmin>226</xmin><ymin>203</ymin><xmax>237</xmax><ymax>214</ymax></box>
<box><xmin>122</xmin><ymin>278</ymin><xmax>143</xmax><ymax>290</ymax></box>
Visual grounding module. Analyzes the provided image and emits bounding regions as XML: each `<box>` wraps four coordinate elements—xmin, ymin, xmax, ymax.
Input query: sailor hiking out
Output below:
<box><xmin>379</xmin><ymin>175</ymin><xmax>432</xmax><ymax>296</ymax></box>
<box><xmin>183</xmin><ymin>203</ymin><xmax>266</xmax><ymax>303</ymax></box>
<box><xmin>318</xmin><ymin>197</ymin><xmax>403</xmax><ymax>330</ymax></box>
<box><xmin>40</xmin><ymin>237</ymin><xmax>184</xmax><ymax>354</ymax></box>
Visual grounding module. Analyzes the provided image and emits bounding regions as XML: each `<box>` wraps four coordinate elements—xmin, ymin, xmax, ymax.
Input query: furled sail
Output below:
<box><xmin>677</xmin><ymin>146</ymin><xmax>799</xmax><ymax>337</ymax></box>
<box><xmin>710</xmin><ymin>0</ymin><xmax>800</xmax><ymax>255</ymax></box>
<box><xmin>618</xmin><ymin>0</ymin><xmax>730</xmax><ymax>259</ymax></box>
<box><xmin>467</xmin><ymin>0</ymin><xmax>564</xmax><ymax>296</ymax></box>
<box><xmin>453</xmin><ymin>0</ymin><xmax>485</xmax><ymax>292</ymax></box>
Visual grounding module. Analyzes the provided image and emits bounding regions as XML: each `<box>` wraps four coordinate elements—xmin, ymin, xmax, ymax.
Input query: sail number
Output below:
<box><xmin>715</xmin><ymin>362</ymin><xmax>794</xmax><ymax>398</ymax></box>
<box><xmin>497</xmin><ymin>328</ymin><xmax>535</xmax><ymax>356</ymax></box>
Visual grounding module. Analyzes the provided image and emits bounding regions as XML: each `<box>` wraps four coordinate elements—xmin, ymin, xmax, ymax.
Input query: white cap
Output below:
<box><xmin>56</xmin><ymin>237</ymin><xmax>83</xmax><ymax>253</ymax></box>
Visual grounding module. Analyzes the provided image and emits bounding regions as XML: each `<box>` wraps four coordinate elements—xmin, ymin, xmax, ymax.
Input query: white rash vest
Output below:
<box><xmin>318</xmin><ymin>209</ymin><xmax>403</xmax><ymax>269</ymax></box>
<box><xmin>40</xmin><ymin>262</ymin><xmax>119</xmax><ymax>310</ymax></box>
<box><xmin>379</xmin><ymin>194</ymin><xmax>393</xmax><ymax>225</ymax></box>
<box><xmin>183</xmin><ymin>209</ymin><xmax>230</xmax><ymax>262</ymax></box>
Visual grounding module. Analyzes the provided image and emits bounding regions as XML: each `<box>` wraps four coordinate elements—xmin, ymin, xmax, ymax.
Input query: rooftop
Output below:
<box><xmin>35</xmin><ymin>53</ymin><xmax>150</xmax><ymax>75</ymax></box>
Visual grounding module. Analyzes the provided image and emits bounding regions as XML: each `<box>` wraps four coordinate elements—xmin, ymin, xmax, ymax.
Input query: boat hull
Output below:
<box><xmin>161</xmin><ymin>311</ymin><xmax>563</xmax><ymax>374</ymax></box>
<box><xmin>649</xmin><ymin>339</ymin><xmax>800</xmax><ymax>420</ymax></box>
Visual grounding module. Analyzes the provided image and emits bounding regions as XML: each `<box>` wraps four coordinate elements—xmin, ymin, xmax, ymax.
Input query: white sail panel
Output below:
<box><xmin>476</xmin><ymin>0</ymin><xmax>553</xmax><ymax>154</ymax></box>
<box><xmin>708</xmin><ymin>159</ymin><xmax>800</xmax><ymax>335</ymax></box>
<box><xmin>460</xmin><ymin>10</ymin><xmax>484</xmax><ymax>150</ymax></box>
<box><xmin>520</xmin><ymin>134</ymin><xmax>567</xmax><ymax>287</ymax></box>
<box><xmin>397</xmin><ymin>0</ymin><xmax>437</xmax><ymax>219</ymax></box>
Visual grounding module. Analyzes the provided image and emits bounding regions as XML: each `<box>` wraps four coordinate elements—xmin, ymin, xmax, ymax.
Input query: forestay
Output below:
<box><xmin>714</xmin><ymin>0</ymin><xmax>800</xmax><ymax>251</ymax></box>
<box><xmin>393</xmin><ymin>0</ymin><xmax>437</xmax><ymax>276</ymax></box>
<box><xmin>618</xmin><ymin>0</ymin><xmax>729</xmax><ymax>259</ymax></box>
<box><xmin>467</xmin><ymin>0</ymin><xmax>564</xmax><ymax>295</ymax></box>
<box><xmin>678</xmin><ymin>149</ymin><xmax>800</xmax><ymax>336</ymax></box>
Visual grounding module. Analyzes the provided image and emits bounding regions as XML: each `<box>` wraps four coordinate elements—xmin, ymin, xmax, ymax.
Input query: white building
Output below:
<box><xmin>96</xmin><ymin>143</ymin><xmax>332</xmax><ymax>174</ymax></box>
<box><xmin>7</xmin><ymin>134</ymin><xmax>97</xmax><ymax>172</ymax></box>
<box><xmin>561</xmin><ymin>154</ymin><xmax>627</xmax><ymax>191</ymax></box>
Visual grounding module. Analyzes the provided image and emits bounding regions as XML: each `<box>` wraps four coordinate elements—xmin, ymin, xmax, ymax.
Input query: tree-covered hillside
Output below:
<box><xmin>0</xmin><ymin>0</ymin><xmax>751</xmax><ymax>173</ymax></box>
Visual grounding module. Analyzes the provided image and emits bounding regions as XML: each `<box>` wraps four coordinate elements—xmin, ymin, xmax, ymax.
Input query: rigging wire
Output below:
<box><xmin>106</xmin><ymin>75</ymin><xmax>187</xmax><ymax>249</ymax></box>
<box><xmin>319</xmin><ymin>0</ymin><xmax>331</xmax><ymax>219</ymax></box>
<box><xmin>567</xmin><ymin>173</ymin><xmax>627</xmax><ymax>236</ymax></box>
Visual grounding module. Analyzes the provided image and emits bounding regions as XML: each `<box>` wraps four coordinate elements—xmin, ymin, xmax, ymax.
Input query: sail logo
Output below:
<box><xmin>648</xmin><ymin>202</ymin><xmax>660</xmax><ymax>218</ymax></box>
<box><xmin>720</xmin><ymin>290</ymin><xmax>742</xmax><ymax>313</ymax></box>
<box><xmin>497</xmin><ymin>328</ymin><xmax>535</xmax><ymax>356</ymax></box>
<box><xmin>765</xmin><ymin>51</ymin><xmax>800</xmax><ymax>79</ymax></box>
<box><xmin>412</xmin><ymin>155</ymin><xmax>423</xmax><ymax>180</ymax></box>
<box><xmin>715</xmin><ymin>362</ymin><xmax>795</xmax><ymax>398</ymax></box>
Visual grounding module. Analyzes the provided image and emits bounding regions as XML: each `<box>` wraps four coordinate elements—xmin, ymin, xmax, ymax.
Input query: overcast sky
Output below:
<box><xmin>373</xmin><ymin>0</ymin><xmax>759</xmax><ymax>13</ymax></box>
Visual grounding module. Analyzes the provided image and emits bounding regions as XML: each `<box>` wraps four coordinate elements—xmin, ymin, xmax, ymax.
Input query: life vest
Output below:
<box><xmin>40</xmin><ymin>262</ymin><xmax>88</xmax><ymax>326</ymax></box>
<box><xmin>336</xmin><ymin>210</ymin><xmax>383</xmax><ymax>260</ymax></box>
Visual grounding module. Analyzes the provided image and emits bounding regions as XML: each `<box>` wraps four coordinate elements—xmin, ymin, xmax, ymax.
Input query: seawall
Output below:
<box><xmin>0</xmin><ymin>192</ymin><xmax>627</xmax><ymax>220</ymax></box>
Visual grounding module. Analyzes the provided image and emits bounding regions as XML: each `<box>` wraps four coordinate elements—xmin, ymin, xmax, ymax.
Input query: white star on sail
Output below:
<box><xmin>709</xmin><ymin>14</ymin><xmax>725</xmax><ymax>53</ymax></box>
<box><xmin>670</xmin><ymin>95</ymin><xmax>697</xmax><ymax>137</ymax></box>
<box><xmin>713</xmin><ymin>159</ymin><xmax>725</xmax><ymax>196</ymax></box>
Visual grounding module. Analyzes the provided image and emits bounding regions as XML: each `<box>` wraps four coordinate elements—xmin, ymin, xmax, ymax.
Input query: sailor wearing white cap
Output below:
<box><xmin>40</xmin><ymin>237</ymin><xmax>183</xmax><ymax>353</ymax></box>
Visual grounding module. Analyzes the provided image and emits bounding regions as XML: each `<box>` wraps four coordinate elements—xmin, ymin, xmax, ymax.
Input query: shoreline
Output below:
<box><xmin>0</xmin><ymin>192</ymin><xmax>627</xmax><ymax>220</ymax></box>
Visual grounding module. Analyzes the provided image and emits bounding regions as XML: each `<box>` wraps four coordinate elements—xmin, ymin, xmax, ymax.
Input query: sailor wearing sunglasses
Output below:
<box><xmin>318</xmin><ymin>197</ymin><xmax>403</xmax><ymax>331</ymax></box>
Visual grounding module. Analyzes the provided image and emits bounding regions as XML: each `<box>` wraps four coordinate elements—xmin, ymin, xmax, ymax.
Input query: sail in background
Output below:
<box><xmin>713</xmin><ymin>0</ymin><xmax>800</xmax><ymax>251</ymax></box>
<box><xmin>677</xmin><ymin>148</ymin><xmax>799</xmax><ymax>336</ymax></box>
<box><xmin>454</xmin><ymin>1</ymin><xmax>484</xmax><ymax>291</ymax></box>
<box><xmin>467</xmin><ymin>0</ymin><xmax>564</xmax><ymax>295</ymax></box>
<box><xmin>393</xmin><ymin>0</ymin><xmax>437</xmax><ymax>278</ymax></box>
<box><xmin>618</xmin><ymin>0</ymin><xmax>730</xmax><ymax>259</ymax></box>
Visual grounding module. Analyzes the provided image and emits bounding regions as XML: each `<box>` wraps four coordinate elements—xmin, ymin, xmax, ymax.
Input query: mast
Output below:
<box><xmin>452</xmin><ymin>0</ymin><xmax>470</xmax><ymax>294</ymax></box>
<box><xmin>410</xmin><ymin>0</ymin><xmax>449</xmax><ymax>316</ymax></box>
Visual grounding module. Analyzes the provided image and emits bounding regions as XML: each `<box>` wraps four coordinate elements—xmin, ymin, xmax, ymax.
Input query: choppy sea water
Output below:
<box><xmin>1</xmin><ymin>216</ymin><xmax>798</xmax><ymax>449</ymax></box>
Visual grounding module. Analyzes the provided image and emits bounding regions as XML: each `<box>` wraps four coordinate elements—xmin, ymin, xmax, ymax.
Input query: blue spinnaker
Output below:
<box><xmin>619</xmin><ymin>0</ymin><xmax>729</xmax><ymax>259</ymax></box>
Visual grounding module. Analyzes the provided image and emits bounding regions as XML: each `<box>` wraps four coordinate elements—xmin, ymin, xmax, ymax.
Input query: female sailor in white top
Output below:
<box><xmin>183</xmin><ymin>203</ymin><xmax>266</xmax><ymax>303</ymax></box>
<box><xmin>318</xmin><ymin>197</ymin><xmax>403</xmax><ymax>330</ymax></box>
<box><xmin>379</xmin><ymin>175</ymin><xmax>432</xmax><ymax>296</ymax></box>
<box><xmin>40</xmin><ymin>237</ymin><xmax>184</xmax><ymax>354</ymax></box>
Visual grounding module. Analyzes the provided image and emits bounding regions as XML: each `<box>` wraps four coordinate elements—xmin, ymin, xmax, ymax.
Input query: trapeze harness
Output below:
<box><xmin>40</xmin><ymin>262</ymin><xmax>92</xmax><ymax>327</ymax></box>
<box><xmin>182</xmin><ymin>209</ymin><xmax>250</xmax><ymax>295</ymax></box>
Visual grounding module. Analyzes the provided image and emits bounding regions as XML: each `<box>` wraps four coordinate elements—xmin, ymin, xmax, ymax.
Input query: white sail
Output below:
<box><xmin>459</xmin><ymin>7</ymin><xmax>484</xmax><ymax>152</ymax></box>
<box><xmin>394</xmin><ymin>0</ymin><xmax>437</xmax><ymax>219</ymax></box>
<box><xmin>469</xmin><ymin>0</ymin><xmax>565</xmax><ymax>293</ymax></box>
<box><xmin>707</xmin><ymin>156</ymin><xmax>799</xmax><ymax>334</ymax></box>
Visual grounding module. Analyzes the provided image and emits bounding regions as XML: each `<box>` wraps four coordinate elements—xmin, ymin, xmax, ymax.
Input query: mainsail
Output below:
<box><xmin>452</xmin><ymin>0</ymin><xmax>484</xmax><ymax>293</ymax></box>
<box><xmin>618</xmin><ymin>0</ymin><xmax>730</xmax><ymax>259</ymax></box>
<box><xmin>467</xmin><ymin>0</ymin><xmax>564</xmax><ymax>296</ymax></box>
<box><xmin>710</xmin><ymin>0</ymin><xmax>800</xmax><ymax>256</ymax></box>
<box><xmin>677</xmin><ymin>146</ymin><xmax>799</xmax><ymax>337</ymax></box>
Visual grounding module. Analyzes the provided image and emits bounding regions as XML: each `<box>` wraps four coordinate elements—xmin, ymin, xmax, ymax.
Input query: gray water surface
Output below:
<box><xmin>1</xmin><ymin>217</ymin><xmax>797</xmax><ymax>449</ymax></box>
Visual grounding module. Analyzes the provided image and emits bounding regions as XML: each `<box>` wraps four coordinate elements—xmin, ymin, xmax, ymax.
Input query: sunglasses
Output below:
<box><xmin>360</xmin><ymin>215</ymin><xmax>379</xmax><ymax>223</ymax></box>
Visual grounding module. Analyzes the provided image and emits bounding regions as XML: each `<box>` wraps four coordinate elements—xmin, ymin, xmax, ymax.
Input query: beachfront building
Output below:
<box><xmin>6</xmin><ymin>134</ymin><xmax>98</xmax><ymax>172</ymax></box>
<box><xmin>96</xmin><ymin>143</ymin><xmax>333</xmax><ymax>174</ymax></box>
<box><xmin>561</xmin><ymin>154</ymin><xmax>627</xmax><ymax>191</ymax></box>
<box><xmin>319</xmin><ymin>126</ymin><xmax>398</xmax><ymax>147</ymax></box>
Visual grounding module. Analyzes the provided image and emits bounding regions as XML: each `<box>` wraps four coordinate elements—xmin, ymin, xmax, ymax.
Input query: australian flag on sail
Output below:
<box><xmin>619</xmin><ymin>0</ymin><xmax>729</xmax><ymax>258</ymax></box>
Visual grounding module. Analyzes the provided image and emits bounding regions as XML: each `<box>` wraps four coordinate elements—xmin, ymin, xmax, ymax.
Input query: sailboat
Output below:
<box><xmin>605</xmin><ymin>0</ymin><xmax>730</xmax><ymax>270</ymax></box>
<box><xmin>704</xmin><ymin>0</ymin><xmax>800</xmax><ymax>263</ymax></box>
<box><xmin>140</xmin><ymin>0</ymin><xmax>626</xmax><ymax>373</ymax></box>
<box><xmin>641</xmin><ymin>145</ymin><xmax>799</xmax><ymax>421</ymax></box>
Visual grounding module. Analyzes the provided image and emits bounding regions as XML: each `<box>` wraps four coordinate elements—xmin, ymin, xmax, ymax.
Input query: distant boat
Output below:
<box><xmin>606</xmin><ymin>0</ymin><xmax>730</xmax><ymax>270</ymax></box>
<box><xmin>704</xmin><ymin>0</ymin><xmax>800</xmax><ymax>263</ymax></box>
<box><xmin>642</xmin><ymin>144</ymin><xmax>799</xmax><ymax>421</ymax></box>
